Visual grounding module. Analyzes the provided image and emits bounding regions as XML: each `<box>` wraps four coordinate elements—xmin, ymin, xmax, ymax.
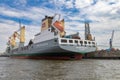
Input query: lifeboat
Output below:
<box><xmin>53</xmin><ymin>21</ymin><xmax>64</xmax><ymax>32</ymax></box>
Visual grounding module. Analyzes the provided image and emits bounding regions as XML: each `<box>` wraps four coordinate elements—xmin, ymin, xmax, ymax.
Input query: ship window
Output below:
<box><xmin>84</xmin><ymin>41</ymin><xmax>87</xmax><ymax>44</ymax></box>
<box><xmin>88</xmin><ymin>42</ymin><xmax>91</xmax><ymax>47</ymax></box>
<box><xmin>84</xmin><ymin>41</ymin><xmax>87</xmax><ymax>47</ymax></box>
<box><xmin>88</xmin><ymin>42</ymin><xmax>91</xmax><ymax>44</ymax></box>
<box><xmin>92</xmin><ymin>42</ymin><xmax>95</xmax><ymax>44</ymax></box>
<box><xmin>80</xmin><ymin>41</ymin><xmax>83</xmax><ymax>46</ymax></box>
<box><xmin>61</xmin><ymin>39</ymin><xmax>67</xmax><ymax>43</ymax></box>
<box><xmin>69</xmin><ymin>40</ymin><xmax>73</xmax><ymax>43</ymax></box>
<box><xmin>75</xmin><ymin>40</ymin><xmax>78</xmax><ymax>43</ymax></box>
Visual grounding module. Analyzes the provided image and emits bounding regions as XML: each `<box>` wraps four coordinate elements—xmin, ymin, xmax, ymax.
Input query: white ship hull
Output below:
<box><xmin>8</xmin><ymin>38</ymin><xmax>96</xmax><ymax>59</ymax></box>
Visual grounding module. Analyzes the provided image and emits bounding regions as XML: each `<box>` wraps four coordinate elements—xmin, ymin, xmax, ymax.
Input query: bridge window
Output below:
<box><xmin>88</xmin><ymin>42</ymin><xmax>91</xmax><ymax>47</ymax></box>
<box><xmin>61</xmin><ymin>39</ymin><xmax>67</xmax><ymax>43</ymax></box>
<box><xmin>88</xmin><ymin>42</ymin><xmax>91</xmax><ymax>44</ymax></box>
<box><xmin>69</xmin><ymin>40</ymin><xmax>73</xmax><ymax>43</ymax></box>
<box><xmin>80</xmin><ymin>41</ymin><xmax>83</xmax><ymax>46</ymax></box>
<box><xmin>84</xmin><ymin>41</ymin><xmax>87</xmax><ymax>47</ymax></box>
<box><xmin>75</xmin><ymin>40</ymin><xmax>78</xmax><ymax>43</ymax></box>
<box><xmin>84</xmin><ymin>41</ymin><xmax>87</xmax><ymax>44</ymax></box>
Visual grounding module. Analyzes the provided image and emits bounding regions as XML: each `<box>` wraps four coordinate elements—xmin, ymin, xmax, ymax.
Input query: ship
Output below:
<box><xmin>5</xmin><ymin>14</ymin><xmax>97</xmax><ymax>60</ymax></box>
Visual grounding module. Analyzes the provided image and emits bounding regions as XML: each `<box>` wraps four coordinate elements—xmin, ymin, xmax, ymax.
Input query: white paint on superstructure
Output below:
<box><xmin>33</xmin><ymin>28</ymin><xmax>58</xmax><ymax>43</ymax></box>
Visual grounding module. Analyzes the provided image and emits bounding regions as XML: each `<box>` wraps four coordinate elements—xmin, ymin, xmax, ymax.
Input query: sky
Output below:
<box><xmin>0</xmin><ymin>0</ymin><xmax>120</xmax><ymax>52</ymax></box>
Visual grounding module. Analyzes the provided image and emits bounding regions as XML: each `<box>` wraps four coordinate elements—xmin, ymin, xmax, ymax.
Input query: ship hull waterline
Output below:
<box><xmin>10</xmin><ymin>52</ymin><xmax>83</xmax><ymax>60</ymax></box>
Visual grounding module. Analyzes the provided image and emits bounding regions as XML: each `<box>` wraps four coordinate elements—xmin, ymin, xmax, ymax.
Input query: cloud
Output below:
<box><xmin>0</xmin><ymin>6</ymin><xmax>55</xmax><ymax>22</ymax></box>
<box><xmin>13</xmin><ymin>0</ymin><xmax>27</xmax><ymax>7</ymax></box>
<box><xmin>74</xmin><ymin>0</ymin><xmax>93</xmax><ymax>8</ymax></box>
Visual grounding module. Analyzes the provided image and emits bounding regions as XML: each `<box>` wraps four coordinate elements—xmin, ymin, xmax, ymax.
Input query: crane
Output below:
<box><xmin>85</xmin><ymin>22</ymin><xmax>92</xmax><ymax>40</ymax></box>
<box><xmin>8</xmin><ymin>26</ymin><xmax>25</xmax><ymax>48</ymax></box>
<box><xmin>109</xmin><ymin>30</ymin><xmax>114</xmax><ymax>50</ymax></box>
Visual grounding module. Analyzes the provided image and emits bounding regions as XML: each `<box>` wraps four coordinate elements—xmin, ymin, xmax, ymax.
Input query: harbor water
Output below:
<box><xmin>0</xmin><ymin>57</ymin><xmax>120</xmax><ymax>80</ymax></box>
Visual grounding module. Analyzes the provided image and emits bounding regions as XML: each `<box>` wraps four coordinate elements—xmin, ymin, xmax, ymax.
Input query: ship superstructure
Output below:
<box><xmin>6</xmin><ymin>14</ymin><xmax>97</xmax><ymax>59</ymax></box>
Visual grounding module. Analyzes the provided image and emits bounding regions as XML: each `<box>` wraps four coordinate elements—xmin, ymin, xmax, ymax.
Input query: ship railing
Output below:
<box><xmin>58</xmin><ymin>38</ymin><xmax>96</xmax><ymax>47</ymax></box>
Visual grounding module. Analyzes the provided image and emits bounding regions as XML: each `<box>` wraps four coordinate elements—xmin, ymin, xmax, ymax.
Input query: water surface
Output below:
<box><xmin>0</xmin><ymin>57</ymin><xmax>120</xmax><ymax>80</ymax></box>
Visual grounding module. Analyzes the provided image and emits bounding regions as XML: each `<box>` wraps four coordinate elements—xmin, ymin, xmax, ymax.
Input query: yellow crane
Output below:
<box><xmin>9</xmin><ymin>26</ymin><xmax>25</xmax><ymax>48</ymax></box>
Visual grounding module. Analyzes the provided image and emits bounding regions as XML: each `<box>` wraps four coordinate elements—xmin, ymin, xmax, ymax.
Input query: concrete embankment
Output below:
<box><xmin>83</xmin><ymin>50</ymin><xmax>120</xmax><ymax>59</ymax></box>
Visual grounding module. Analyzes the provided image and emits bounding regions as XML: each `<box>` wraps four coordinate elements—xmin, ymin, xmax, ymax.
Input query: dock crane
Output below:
<box><xmin>8</xmin><ymin>21</ymin><xmax>25</xmax><ymax>48</ymax></box>
<box><xmin>9</xmin><ymin>26</ymin><xmax>25</xmax><ymax>48</ymax></box>
<box><xmin>85</xmin><ymin>22</ymin><xmax>92</xmax><ymax>40</ymax></box>
<box><xmin>109</xmin><ymin>30</ymin><xmax>114</xmax><ymax>50</ymax></box>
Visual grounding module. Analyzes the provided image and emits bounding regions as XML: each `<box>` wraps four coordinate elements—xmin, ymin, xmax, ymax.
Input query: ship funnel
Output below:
<box><xmin>41</xmin><ymin>16</ymin><xmax>53</xmax><ymax>31</ymax></box>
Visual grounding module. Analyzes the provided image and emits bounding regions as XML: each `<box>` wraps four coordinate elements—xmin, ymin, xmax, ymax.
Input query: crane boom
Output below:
<box><xmin>111</xmin><ymin>30</ymin><xmax>114</xmax><ymax>41</ymax></box>
<box><xmin>109</xmin><ymin>30</ymin><xmax>114</xmax><ymax>49</ymax></box>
